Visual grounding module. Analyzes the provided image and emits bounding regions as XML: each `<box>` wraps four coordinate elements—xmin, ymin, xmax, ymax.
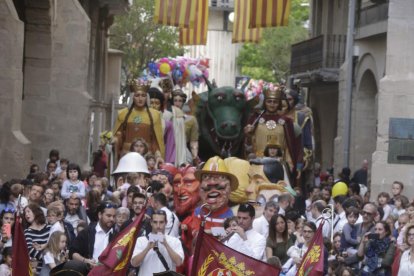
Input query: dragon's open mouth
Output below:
<box><xmin>206</xmin><ymin>114</ymin><xmax>242</xmax><ymax>157</ymax></box>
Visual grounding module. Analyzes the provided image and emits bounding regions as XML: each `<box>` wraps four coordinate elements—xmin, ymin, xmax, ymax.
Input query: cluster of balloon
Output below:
<box><xmin>142</xmin><ymin>57</ymin><xmax>209</xmax><ymax>87</ymax></box>
<box><xmin>238</xmin><ymin>78</ymin><xmax>283</xmax><ymax>101</ymax></box>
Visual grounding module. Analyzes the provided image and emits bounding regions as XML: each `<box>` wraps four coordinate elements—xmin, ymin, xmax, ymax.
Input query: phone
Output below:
<box><xmin>368</xmin><ymin>233</ymin><xmax>379</xmax><ymax>240</ymax></box>
<box><xmin>2</xmin><ymin>224</ymin><xmax>11</xmax><ymax>238</ymax></box>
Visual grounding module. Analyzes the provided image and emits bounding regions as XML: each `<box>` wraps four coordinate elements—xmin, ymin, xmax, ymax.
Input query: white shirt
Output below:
<box><xmin>225</xmin><ymin>228</ymin><xmax>266</xmax><ymax>261</ymax></box>
<box><xmin>92</xmin><ymin>223</ymin><xmax>112</xmax><ymax>261</ymax></box>
<box><xmin>398</xmin><ymin>249</ymin><xmax>414</xmax><ymax>276</ymax></box>
<box><xmin>65</xmin><ymin>213</ymin><xmax>80</xmax><ymax>230</ymax></box>
<box><xmin>333</xmin><ymin>211</ymin><xmax>347</xmax><ymax>234</ymax></box>
<box><xmin>315</xmin><ymin>214</ymin><xmax>331</xmax><ymax>239</ymax></box>
<box><xmin>161</xmin><ymin>206</ymin><xmax>180</xmax><ymax>238</ymax></box>
<box><xmin>132</xmin><ymin>234</ymin><xmax>184</xmax><ymax>276</ymax></box>
<box><xmin>252</xmin><ymin>215</ymin><xmax>269</xmax><ymax>238</ymax></box>
<box><xmin>49</xmin><ymin>221</ymin><xmax>65</xmax><ymax>237</ymax></box>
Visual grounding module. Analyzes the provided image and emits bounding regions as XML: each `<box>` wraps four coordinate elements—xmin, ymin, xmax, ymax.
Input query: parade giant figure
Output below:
<box><xmin>244</xmin><ymin>87</ymin><xmax>303</xmax><ymax>182</ymax></box>
<box><xmin>113</xmin><ymin>81</ymin><xmax>165</xmax><ymax>160</ymax></box>
<box><xmin>181</xmin><ymin>156</ymin><xmax>237</xmax><ymax>251</ymax></box>
<box><xmin>194</xmin><ymin>80</ymin><xmax>257</xmax><ymax>160</ymax></box>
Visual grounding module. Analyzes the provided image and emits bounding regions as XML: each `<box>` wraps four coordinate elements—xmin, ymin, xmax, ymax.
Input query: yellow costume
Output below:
<box><xmin>113</xmin><ymin>106</ymin><xmax>165</xmax><ymax>159</ymax></box>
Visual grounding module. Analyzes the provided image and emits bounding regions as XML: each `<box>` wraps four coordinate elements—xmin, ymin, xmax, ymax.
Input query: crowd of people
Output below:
<box><xmin>0</xmin><ymin>80</ymin><xmax>413</xmax><ymax>276</ymax></box>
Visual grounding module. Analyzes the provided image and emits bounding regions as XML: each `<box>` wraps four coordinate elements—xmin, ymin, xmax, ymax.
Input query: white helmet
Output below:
<box><xmin>112</xmin><ymin>152</ymin><xmax>149</xmax><ymax>174</ymax></box>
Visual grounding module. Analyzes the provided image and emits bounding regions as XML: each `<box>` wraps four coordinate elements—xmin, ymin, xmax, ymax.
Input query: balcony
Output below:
<box><xmin>290</xmin><ymin>34</ymin><xmax>346</xmax><ymax>79</ymax></box>
<box><xmin>355</xmin><ymin>2</ymin><xmax>389</xmax><ymax>39</ymax></box>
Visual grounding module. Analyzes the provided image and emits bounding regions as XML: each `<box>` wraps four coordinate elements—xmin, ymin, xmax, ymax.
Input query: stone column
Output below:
<box><xmin>371</xmin><ymin>0</ymin><xmax>414</xmax><ymax>198</ymax></box>
<box><xmin>0</xmin><ymin>0</ymin><xmax>31</xmax><ymax>180</ymax></box>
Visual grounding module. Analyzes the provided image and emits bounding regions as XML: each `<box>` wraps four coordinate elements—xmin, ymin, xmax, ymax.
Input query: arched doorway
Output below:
<box><xmin>350</xmin><ymin>70</ymin><xmax>378</xmax><ymax>173</ymax></box>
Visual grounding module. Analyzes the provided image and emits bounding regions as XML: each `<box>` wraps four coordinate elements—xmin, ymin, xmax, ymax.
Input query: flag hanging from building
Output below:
<box><xmin>232</xmin><ymin>0</ymin><xmax>263</xmax><ymax>43</ymax></box>
<box><xmin>88</xmin><ymin>206</ymin><xmax>147</xmax><ymax>276</ymax></box>
<box><xmin>12</xmin><ymin>212</ymin><xmax>33</xmax><ymax>276</ymax></box>
<box><xmin>154</xmin><ymin>0</ymin><xmax>196</xmax><ymax>28</ymax></box>
<box><xmin>249</xmin><ymin>0</ymin><xmax>291</xmax><ymax>28</ymax></box>
<box><xmin>179</xmin><ymin>0</ymin><xmax>209</xmax><ymax>45</ymax></box>
<box><xmin>191</xmin><ymin>226</ymin><xmax>280</xmax><ymax>276</ymax></box>
<box><xmin>296</xmin><ymin>220</ymin><xmax>325</xmax><ymax>276</ymax></box>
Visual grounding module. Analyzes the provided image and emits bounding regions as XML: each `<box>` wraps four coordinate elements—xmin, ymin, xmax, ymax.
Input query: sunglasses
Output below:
<box><xmin>3</xmin><ymin>208</ymin><xmax>15</xmax><ymax>214</ymax></box>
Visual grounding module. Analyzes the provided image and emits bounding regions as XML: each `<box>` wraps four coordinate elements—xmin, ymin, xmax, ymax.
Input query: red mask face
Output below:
<box><xmin>173</xmin><ymin>166</ymin><xmax>201</xmax><ymax>216</ymax></box>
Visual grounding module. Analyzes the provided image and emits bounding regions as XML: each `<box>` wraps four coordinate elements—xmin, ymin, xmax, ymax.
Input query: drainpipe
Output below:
<box><xmin>343</xmin><ymin>0</ymin><xmax>356</xmax><ymax>167</ymax></box>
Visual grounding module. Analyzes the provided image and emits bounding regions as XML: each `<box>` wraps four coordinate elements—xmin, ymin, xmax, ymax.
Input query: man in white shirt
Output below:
<box><xmin>69</xmin><ymin>201</ymin><xmax>117</xmax><ymax>267</ymax></box>
<box><xmin>253</xmin><ymin>201</ymin><xmax>279</xmax><ymax>238</ymax></box>
<box><xmin>311</xmin><ymin>200</ymin><xmax>331</xmax><ymax>239</ymax></box>
<box><xmin>225</xmin><ymin>203</ymin><xmax>266</xmax><ymax>261</ymax></box>
<box><xmin>333</xmin><ymin>195</ymin><xmax>348</xmax><ymax>233</ymax></box>
<box><xmin>152</xmin><ymin>193</ymin><xmax>180</xmax><ymax>237</ymax></box>
<box><xmin>131</xmin><ymin>210</ymin><xmax>184</xmax><ymax>275</ymax></box>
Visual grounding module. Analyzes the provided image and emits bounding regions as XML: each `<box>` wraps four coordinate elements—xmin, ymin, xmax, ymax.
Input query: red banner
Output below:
<box><xmin>12</xmin><ymin>214</ymin><xmax>33</xmax><ymax>276</ymax></box>
<box><xmin>191</xmin><ymin>226</ymin><xmax>280</xmax><ymax>276</ymax></box>
<box><xmin>88</xmin><ymin>207</ymin><xmax>146</xmax><ymax>276</ymax></box>
<box><xmin>296</xmin><ymin>221</ymin><xmax>325</xmax><ymax>276</ymax></box>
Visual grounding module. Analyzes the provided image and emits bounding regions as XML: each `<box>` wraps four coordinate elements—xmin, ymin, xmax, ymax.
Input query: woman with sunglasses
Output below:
<box><xmin>0</xmin><ymin>209</ymin><xmax>15</xmax><ymax>252</ymax></box>
<box><xmin>358</xmin><ymin>221</ymin><xmax>396</xmax><ymax>276</ymax></box>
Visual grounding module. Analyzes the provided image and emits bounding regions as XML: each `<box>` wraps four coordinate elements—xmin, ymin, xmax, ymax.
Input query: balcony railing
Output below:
<box><xmin>209</xmin><ymin>0</ymin><xmax>234</xmax><ymax>10</ymax></box>
<box><xmin>290</xmin><ymin>34</ymin><xmax>346</xmax><ymax>75</ymax></box>
<box><xmin>357</xmin><ymin>2</ymin><xmax>389</xmax><ymax>28</ymax></box>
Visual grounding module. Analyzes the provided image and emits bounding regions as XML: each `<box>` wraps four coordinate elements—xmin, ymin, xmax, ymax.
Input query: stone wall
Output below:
<box><xmin>0</xmin><ymin>0</ymin><xmax>31</xmax><ymax>180</ymax></box>
<box><xmin>371</xmin><ymin>0</ymin><xmax>414</xmax><ymax>198</ymax></box>
<box><xmin>22</xmin><ymin>0</ymin><xmax>92</xmax><ymax>169</ymax></box>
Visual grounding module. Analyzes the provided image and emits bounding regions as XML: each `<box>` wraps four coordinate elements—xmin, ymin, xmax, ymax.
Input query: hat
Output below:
<box><xmin>263</xmin><ymin>87</ymin><xmax>282</xmax><ymax>100</ymax></box>
<box><xmin>112</xmin><ymin>152</ymin><xmax>149</xmax><ymax>175</ymax></box>
<box><xmin>130</xmin><ymin>79</ymin><xmax>151</xmax><ymax>93</ymax></box>
<box><xmin>195</xmin><ymin>156</ymin><xmax>239</xmax><ymax>191</ymax></box>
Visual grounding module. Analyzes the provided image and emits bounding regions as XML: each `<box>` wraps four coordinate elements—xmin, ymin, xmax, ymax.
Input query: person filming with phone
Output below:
<box><xmin>357</xmin><ymin>221</ymin><xmax>396</xmax><ymax>276</ymax></box>
<box><xmin>131</xmin><ymin>210</ymin><xmax>184</xmax><ymax>275</ymax></box>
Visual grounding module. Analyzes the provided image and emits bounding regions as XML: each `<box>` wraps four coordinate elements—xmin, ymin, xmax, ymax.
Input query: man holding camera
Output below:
<box><xmin>131</xmin><ymin>210</ymin><xmax>184</xmax><ymax>275</ymax></box>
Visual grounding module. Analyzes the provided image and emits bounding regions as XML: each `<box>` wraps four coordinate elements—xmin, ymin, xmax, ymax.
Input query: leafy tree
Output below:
<box><xmin>236</xmin><ymin>0</ymin><xmax>309</xmax><ymax>82</ymax></box>
<box><xmin>110</xmin><ymin>0</ymin><xmax>185</xmax><ymax>96</ymax></box>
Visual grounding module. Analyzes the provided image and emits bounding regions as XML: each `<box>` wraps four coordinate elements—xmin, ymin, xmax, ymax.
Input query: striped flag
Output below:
<box><xmin>154</xmin><ymin>0</ymin><xmax>196</xmax><ymax>28</ymax></box>
<box><xmin>179</xmin><ymin>0</ymin><xmax>209</xmax><ymax>45</ymax></box>
<box><xmin>232</xmin><ymin>0</ymin><xmax>263</xmax><ymax>43</ymax></box>
<box><xmin>249</xmin><ymin>0</ymin><xmax>291</xmax><ymax>28</ymax></box>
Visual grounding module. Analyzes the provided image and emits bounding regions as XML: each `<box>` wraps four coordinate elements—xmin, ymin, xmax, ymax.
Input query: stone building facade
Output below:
<box><xmin>0</xmin><ymin>0</ymin><xmax>127</xmax><ymax>180</ymax></box>
<box><xmin>290</xmin><ymin>0</ymin><xmax>414</xmax><ymax>197</ymax></box>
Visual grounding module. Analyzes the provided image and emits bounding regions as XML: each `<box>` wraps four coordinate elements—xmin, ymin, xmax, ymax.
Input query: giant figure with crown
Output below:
<box><xmin>112</xmin><ymin>81</ymin><xmax>165</xmax><ymax>161</ymax></box>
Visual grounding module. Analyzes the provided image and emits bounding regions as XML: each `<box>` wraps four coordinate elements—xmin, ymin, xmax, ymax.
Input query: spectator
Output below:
<box><xmin>253</xmin><ymin>201</ymin><xmax>279</xmax><ymax>238</ymax></box>
<box><xmin>28</xmin><ymin>183</ymin><xmax>45</xmax><ymax>208</ymax></box>
<box><xmin>351</xmin><ymin>159</ymin><xmax>368</xmax><ymax>186</ymax></box>
<box><xmin>47</xmin><ymin>202</ymin><xmax>65</xmax><ymax>235</ymax></box>
<box><xmin>40</xmin><ymin>231</ymin><xmax>67</xmax><ymax>275</ymax></box>
<box><xmin>0</xmin><ymin>209</ymin><xmax>15</xmax><ymax>251</ymax></box>
<box><xmin>61</xmin><ymin>163</ymin><xmax>86</xmax><ymax>200</ymax></box>
<box><xmin>86</xmin><ymin>190</ymin><xmax>102</xmax><ymax>223</ymax></box>
<box><xmin>43</xmin><ymin>188</ymin><xmax>55</xmax><ymax>207</ymax></box>
<box><xmin>115</xmin><ymin>207</ymin><xmax>130</xmax><ymax>231</ymax></box>
<box><xmin>340</xmin><ymin>206</ymin><xmax>360</xmax><ymax>254</ymax></box>
<box><xmin>130</xmin><ymin>210</ymin><xmax>184</xmax><ymax>275</ymax></box>
<box><xmin>333</xmin><ymin>195</ymin><xmax>349</xmax><ymax>233</ymax></box>
<box><xmin>357</xmin><ymin>221</ymin><xmax>395</xmax><ymax>275</ymax></box>
<box><xmin>311</xmin><ymin>200</ymin><xmax>331</xmax><ymax>239</ymax></box>
<box><xmin>377</xmin><ymin>192</ymin><xmax>392</xmax><ymax>221</ymax></box>
<box><xmin>278</xmin><ymin>193</ymin><xmax>293</xmax><ymax>216</ymax></box>
<box><xmin>397</xmin><ymin>223</ymin><xmax>414</xmax><ymax>276</ymax></box>
<box><xmin>23</xmin><ymin>203</ymin><xmax>51</xmax><ymax>274</ymax></box>
<box><xmin>69</xmin><ymin>201</ymin><xmax>118</xmax><ymax>268</ymax></box>
<box><xmin>266</xmin><ymin>214</ymin><xmax>295</xmax><ymax>264</ymax></box>
<box><xmin>64</xmin><ymin>194</ymin><xmax>88</xmax><ymax>230</ymax></box>
<box><xmin>392</xmin><ymin>195</ymin><xmax>409</xmax><ymax>217</ymax></box>
<box><xmin>0</xmin><ymin>247</ymin><xmax>12</xmax><ymax>275</ymax></box>
<box><xmin>224</xmin><ymin>203</ymin><xmax>266</xmax><ymax>261</ymax></box>
<box><xmin>390</xmin><ymin>181</ymin><xmax>404</xmax><ymax>205</ymax></box>
<box><xmin>152</xmin><ymin>193</ymin><xmax>179</xmax><ymax>237</ymax></box>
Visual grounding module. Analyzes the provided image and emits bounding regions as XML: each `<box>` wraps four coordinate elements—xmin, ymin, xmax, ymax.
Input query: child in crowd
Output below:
<box><xmin>377</xmin><ymin>192</ymin><xmax>392</xmax><ymax>220</ymax></box>
<box><xmin>40</xmin><ymin>231</ymin><xmax>67</xmax><ymax>275</ymax></box>
<box><xmin>0</xmin><ymin>247</ymin><xmax>12</xmax><ymax>275</ymax></box>
<box><xmin>390</xmin><ymin>181</ymin><xmax>404</xmax><ymax>205</ymax></box>
<box><xmin>47</xmin><ymin>202</ymin><xmax>65</xmax><ymax>236</ymax></box>
<box><xmin>61</xmin><ymin>163</ymin><xmax>86</xmax><ymax>199</ymax></box>
<box><xmin>391</xmin><ymin>195</ymin><xmax>409</xmax><ymax>217</ymax></box>
<box><xmin>340</xmin><ymin>206</ymin><xmax>360</xmax><ymax>254</ymax></box>
<box><xmin>146</xmin><ymin>154</ymin><xmax>157</xmax><ymax>172</ymax></box>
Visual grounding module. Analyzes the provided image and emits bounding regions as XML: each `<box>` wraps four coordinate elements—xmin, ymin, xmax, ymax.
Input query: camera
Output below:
<box><xmin>367</xmin><ymin>233</ymin><xmax>380</xmax><ymax>240</ymax></box>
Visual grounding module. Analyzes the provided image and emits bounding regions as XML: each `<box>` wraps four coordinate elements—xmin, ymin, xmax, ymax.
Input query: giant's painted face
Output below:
<box><xmin>173</xmin><ymin>166</ymin><xmax>200</xmax><ymax>216</ymax></box>
<box><xmin>199</xmin><ymin>173</ymin><xmax>231</xmax><ymax>212</ymax></box>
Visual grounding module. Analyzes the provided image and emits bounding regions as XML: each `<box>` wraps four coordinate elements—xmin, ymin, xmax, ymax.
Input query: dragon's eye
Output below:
<box><xmin>216</xmin><ymin>95</ymin><xmax>224</xmax><ymax>101</ymax></box>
